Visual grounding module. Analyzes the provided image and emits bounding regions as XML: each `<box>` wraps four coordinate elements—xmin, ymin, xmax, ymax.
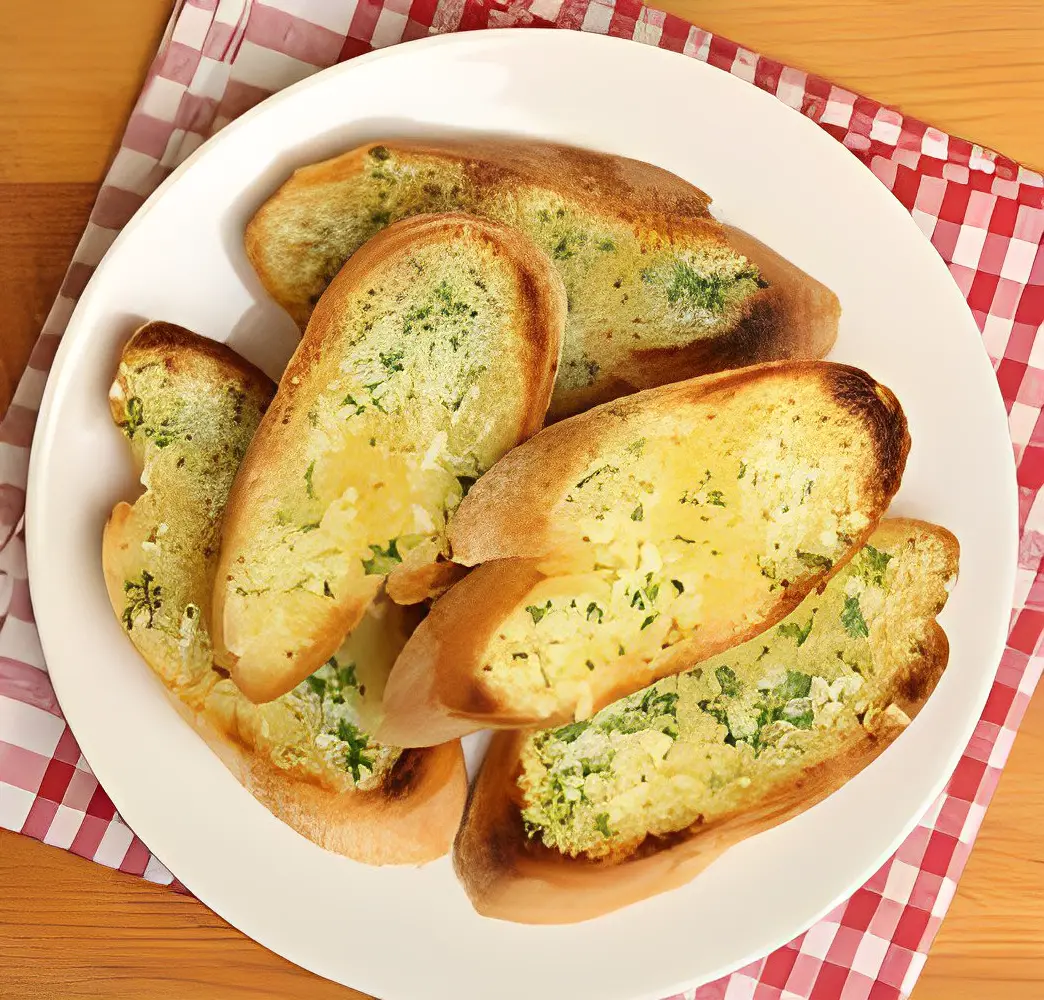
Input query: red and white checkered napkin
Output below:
<box><xmin>1</xmin><ymin>0</ymin><xmax>1042</xmax><ymax>996</ymax></box>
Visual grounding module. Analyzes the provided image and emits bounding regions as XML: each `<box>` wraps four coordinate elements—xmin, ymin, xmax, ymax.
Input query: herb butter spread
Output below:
<box><xmin>204</xmin><ymin>601</ymin><xmax>410</xmax><ymax>791</ymax></box>
<box><xmin>477</xmin><ymin>376</ymin><xmax>884</xmax><ymax>721</ymax></box>
<box><xmin>517</xmin><ymin>526</ymin><xmax>955</xmax><ymax>861</ymax></box>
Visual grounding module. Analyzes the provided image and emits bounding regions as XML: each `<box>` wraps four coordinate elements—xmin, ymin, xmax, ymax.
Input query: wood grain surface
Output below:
<box><xmin>1</xmin><ymin>2</ymin><xmax>1042</xmax><ymax>998</ymax></box>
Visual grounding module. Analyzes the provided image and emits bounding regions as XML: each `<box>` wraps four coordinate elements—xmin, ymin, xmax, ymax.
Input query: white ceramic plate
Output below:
<box><xmin>27</xmin><ymin>29</ymin><xmax>1017</xmax><ymax>1000</ymax></box>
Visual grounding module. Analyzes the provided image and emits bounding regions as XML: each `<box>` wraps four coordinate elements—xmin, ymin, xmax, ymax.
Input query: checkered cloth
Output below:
<box><xmin>1</xmin><ymin>1</ymin><xmax>1042</xmax><ymax>996</ymax></box>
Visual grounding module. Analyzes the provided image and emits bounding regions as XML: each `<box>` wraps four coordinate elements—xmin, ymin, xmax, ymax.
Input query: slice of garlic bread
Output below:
<box><xmin>102</xmin><ymin>321</ymin><xmax>274</xmax><ymax>703</ymax></box>
<box><xmin>378</xmin><ymin>362</ymin><xmax>909</xmax><ymax>746</ymax></box>
<box><xmin>245</xmin><ymin>138</ymin><xmax>839</xmax><ymax>420</ymax></box>
<box><xmin>214</xmin><ymin>213</ymin><xmax>566</xmax><ymax>704</ymax></box>
<box><xmin>102</xmin><ymin>322</ymin><xmax>467</xmax><ymax>864</ymax></box>
<box><xmin>455</xmin><ymin>518</ymin><xmax>959</xmax><ymax>923</ymax></box>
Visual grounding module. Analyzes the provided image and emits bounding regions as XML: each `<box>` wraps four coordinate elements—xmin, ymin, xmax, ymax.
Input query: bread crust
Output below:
<box><xmin>103</xmin><ymin>321</ymin><xmax>468</xmax><ymax>865</ymax></box>
<box><xmin>214</xmin><ymin>213</ymin><xmax>566</xmax><ymax>704</ymax></box>
<box><xmin>378</xmin><ymin>361</ymin><xmax>911</xmax><ymax>746</ymax></box>
<box><xmin>245</xmin><ymin>138</ymin><xmax>839</xmax><ymax>420</ymax></box>
<box><xmin>385</xmin><ymin>558</ymin><xmax>471</xmax><ymax>606</ymax></box>
<box><xmin>113</xmin><ymin>320</ymin><xmax>273</xmax><ymax>388</ymax></box>
<box><xmin>182</xmin><ymin>694</ymin><xmax>467</xmax><ymax>864</ymax></box>
<box><xmin>453</xmin><ymin>519</ymin><xmax>958</xmax><ymax>922</ymax></box>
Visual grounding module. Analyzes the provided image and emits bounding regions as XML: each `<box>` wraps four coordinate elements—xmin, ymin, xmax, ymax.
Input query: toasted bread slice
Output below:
<box><xmin>214</xmin><ymin>213</ymin><xmax>566</xmax><ymax>703</ymax></box>
<box><xmin>245</xmin><ymin>138</ymin><xmax>839</xmax><ymax>420</ymax></box>
<box><xmin>102</xmin><ymin>321</ymin><xmax>275</xmax><ymax>703</ymax></box>
<box><xmin>378</xmin><ymin>362</ymin><xmax>909</xmax><ymax>746</ymax></box>
<box><xmin>102</xmin><ymin>322</ymin><xmax>466</xmax><ymax>864</ymax></box>
<box><xmin>454</xmin><ymin>519</ymin><xmax>959</xmax><ymax>922</ymax></box>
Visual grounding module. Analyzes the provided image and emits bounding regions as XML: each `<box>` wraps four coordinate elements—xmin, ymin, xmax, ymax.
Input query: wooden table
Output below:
<box><xmin>1</xmin><ymin>2</ymin><xmax>1042</xmax><ymax>997</ymax></box>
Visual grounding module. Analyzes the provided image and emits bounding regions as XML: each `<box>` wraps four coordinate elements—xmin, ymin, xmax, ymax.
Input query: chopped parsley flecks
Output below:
<box><xmin>858</xmin><ymin>544</ymin><xmax>893</xmax><ymax>586</ymax></box>
<box><xmin>642</xmin><ymin>260</ymin><xmax>757</xmax><ymax>314</ymax></box>
<box><xmin>552</xmin><ymin>719</ymin><xmax>590</xmax><ymax>744</ymax></box>
<box><xmin>433</xmin><ymin>280</ymin><xmax>474</xmax><ymax>320</ymax></box>
<box><xmin>307</xmin><ymin>657</ymin><xmax>358</xmax><ymax>700</ymax></box>
<box><xmin>304</xmin><ymin>460</ymin><xmax>317</xmax><ymax>499</ymax></box>
<box><xmin>757</xmin><ymin>555</ymin><xmax>778</xmax><ymax>583</ymax></box>
<box><xmin>551</xmin><ymin>234</ymin><xmax>583</xmax><ymax>260</ymax></box>
<box><xmin>122</xmin><ymin>396</ymin><xmax>145</xmax><ymax>438</ymax></box>
<box><xmin>699</xmin><ymin>668</ymin><xmax>816</xmax><ymax>749</ymax></box>
<box><xmin>362</xmin><ymin>381</ymin><xmax>389</xmax><ymax>414</ymax></box>
<box><xmin>121</xmin><ymin>570</ymin><xmax>162</xmax><ymax>631</ymax></box>
<box><xmin>362</xmin><ymin>538</ymin><xmax>402</xmax><ymax>575</ymax></box>
<box><xmin>841</xmin><ymin>595</ymin><xmax>870</xmax><ymax>639</ymax></box>
<box><xmin>797</xmin><ymin>550</ymin><xmax>834</xmax><ymax>572</ymax></box>
<box><xmin>336</xmin><ymin>719</ymin><xmax>376</xmax><ymax>783</ymax></box>
<box><xmin>777</xmin><ymin>614</ymin><xmax>815</xmax><ymax>647</ymax></box>
<box><xmin>342</xmin><ymin>393</ymin><xmax>366</xmax><ymax>416</ymax></box>
<box><xmin>630</xmin><ymin>503</ymin><xmax>644</xmax><ymax>522</ymax></box>
<box><xmin>526</xmin><ymin>600</ymin><xmax>553</xmax><ymax>625</ymax></box>
<box><xmin>715</xmin><ymin>665</ymin><xmax>741</xmax><ymax>697</ymax></box>
<box><xmin>378</xmin><ymin>348</ymin><xmax>404</xmax><ymax>373</ymax></box>
<box><xmin>574</xmin><ymin>464</ymin><xmax>618</xmax><ymax>491</ymax></box>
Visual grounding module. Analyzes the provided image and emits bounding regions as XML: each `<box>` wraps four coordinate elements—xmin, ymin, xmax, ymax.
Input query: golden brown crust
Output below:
<box><xmin>543</xmin><ymin>227</ymin><xmax>842</xmax><ymax>419</ymax></box>
<box><xmin>385</xmin><ymin>558</ymin><xmax>471</xmax><ymax>606</ymax></box>
<box><xmin>115</xmin><ymin>321</ymin><xmax>272</xmax><ymax>386</ymax></box>
<box><xmin>823</xmin><ymin>364</ymin><xmax>910</xmax><ymax>504</ymax></box>
<box><xmin>379</xmin><ymin>560</ymin><xmax>551</xmax><ymax>747</ymax></box>
<box><xmin>455</xmin><ymin>726</ymin><xmax>897</xmax><ymax>923</ymax></box>
<box><xmin>187</xmin><ymin>698</ymin><xmax>468</xmax><ymax>864</ymax></box>
<box><xmin>103</xmin><ymin>321</ymin><xmax>277</xmax><ymax>687</ymax></box>
<box><xmin>453</xmin><ymin>519</ymin><xmax>957</xmax><ymax>922</ymax></box>
<box><xmin>215</xmin><ymin>213</ymin><xmax>567</xmax><ymax>704</ymax></box>
<box><xmin>450</xmin><ymin>361</ymin><xmax>908</xmax><ymax>569</ymax></box>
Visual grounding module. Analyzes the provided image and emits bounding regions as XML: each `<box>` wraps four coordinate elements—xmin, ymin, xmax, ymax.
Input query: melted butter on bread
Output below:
<box><xmin>517</xmin><ymin>520</ymin><xmax>958</xmax><ymax>860</ymax></box>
